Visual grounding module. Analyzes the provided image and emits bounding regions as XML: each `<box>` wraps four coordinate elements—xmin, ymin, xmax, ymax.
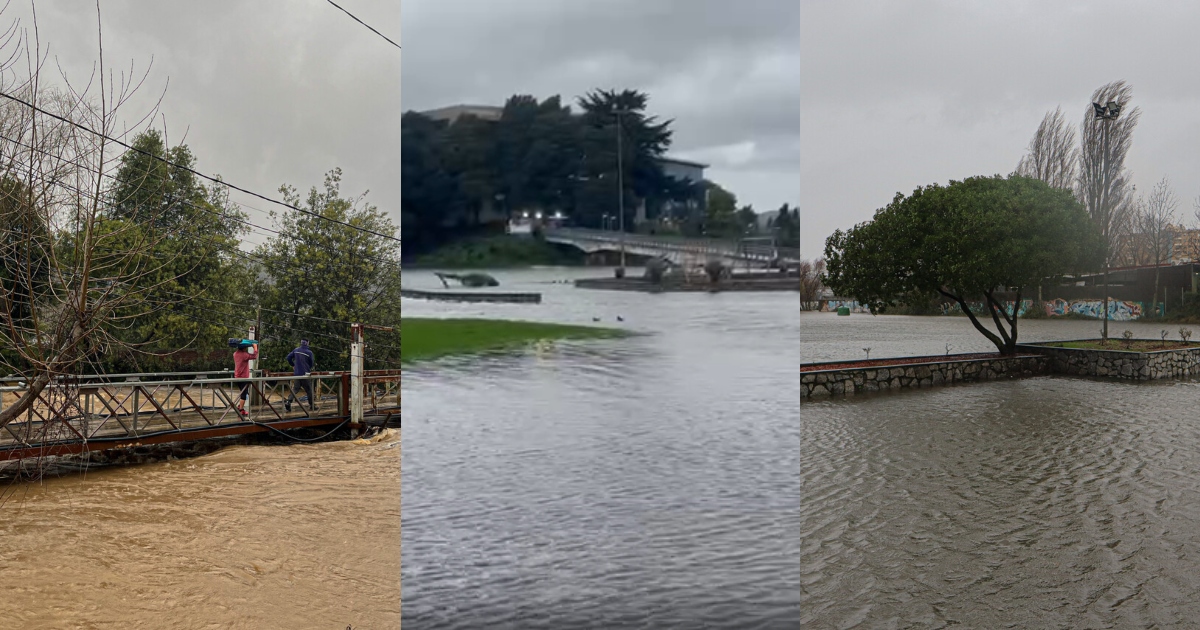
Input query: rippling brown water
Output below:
<box><xmin>802</xmin><ymin>310</ymin><xmax>1200</xmax><ymax>628</ymax></box>
<box><xmin>0</xmin><ymin>430</ymin><xmax>400</xmax><ymax>630</ymax></box>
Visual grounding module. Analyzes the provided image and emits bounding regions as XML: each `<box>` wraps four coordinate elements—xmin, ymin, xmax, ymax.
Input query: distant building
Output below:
<box><xmin>1117</xmin><ymin>224</ymin><xmax>1200</xmax><ymax>266</ymax></box>
<box><xmin>651</xmin><ymin>156</ymin><xmax>708</xmax><ymax>225</ymax></box>
<box><xmin>418</xmin><ymin>104</ymin><xmax>503</xmax><ymax>124</ymax></box>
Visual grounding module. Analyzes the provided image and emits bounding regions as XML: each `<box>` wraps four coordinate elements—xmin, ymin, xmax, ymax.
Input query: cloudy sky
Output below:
<box><xmin>802</xmin><ymin>0</ymin><xmax>1200</xmax><ymax>258</ymax></box>
<box><xmin>0</xmin><ymin>0</ymin><xmax>399</xmax><ymax>246</ymax></box>
<box><xmin>402</xmin><ymin>0</ymin><xmax>800</xmax><ymax>222</ymax></box>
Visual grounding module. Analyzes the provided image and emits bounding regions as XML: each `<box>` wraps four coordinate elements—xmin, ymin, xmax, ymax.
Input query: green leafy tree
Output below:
<box><xmin>704</xmin><ymin>181</ymin><xmax>739</xmax><ymax>237</ymax></box>
<box><xmin>771</xmin><ymin>204</ymin><xmax>800</xmax><ymax>248</ymax></box>
<box><xmin>575</xmin><ymin>89</ymin><xmax>673</xmax><ymax>230</ymax></box>
<box><xmin>823</xmin><ymin>175</ymin><xmax>1101</xmax><ymax>354</ymax></box>
<box><xmin>101</xmin><ymin>130</ymin><xmax>250</xmax><ymax>371</ymax></box>
<box><xmin>736</xmin><ymin>205</ymin><xmax>759</xmax><ymax>236</ymax></box>
<box><xmin>255</xmin><ymin>169</ymin><xmax>402</xmax><ymax>371</ymax></box>
<box><xmin>400</xmin><ymin>88</ymin><xmax>698</xmax><ymax>256</ymax></box>
<box><xmin>401</xmin><ymin>112</ymin><xmax>462</xmax><ymax>253</ymax></box>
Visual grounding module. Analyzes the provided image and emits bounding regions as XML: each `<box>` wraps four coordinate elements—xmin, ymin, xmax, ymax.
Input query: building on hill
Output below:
<box><xmin>419</xmin><ymin>104</ymin><xmax>504</xmax><ymax>124</ymax></box>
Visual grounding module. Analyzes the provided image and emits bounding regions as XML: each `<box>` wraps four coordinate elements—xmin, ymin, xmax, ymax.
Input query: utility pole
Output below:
<box><xmin>1094</xmin><ymin>100</ymin><xmax>1121</xmax><ymax>341</ymax></box>
<box><xmin>614</xmin><ymin>108</ymin><xmax>632</xmax><ymax>276</ymax></box>
<box><xmin>248</xmin><ymin>318</ymin><xmax>259</xmax><ymax>408</ymax></box>
<box><xmin>251</xmin><ymin>307</ymin><xmax>262</xmax><ymax>372</ymax></box>
<box><xmin>350</xmin><ymin>323</ymin><xmax>364</xmax><ymax>434</ymax></box>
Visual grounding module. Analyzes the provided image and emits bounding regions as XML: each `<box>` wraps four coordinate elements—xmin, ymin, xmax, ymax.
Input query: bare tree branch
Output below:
<box><xmin>1016</xmin><ymin>106</ymin><xmax>1077</xmax><ymax>191</ymax></box>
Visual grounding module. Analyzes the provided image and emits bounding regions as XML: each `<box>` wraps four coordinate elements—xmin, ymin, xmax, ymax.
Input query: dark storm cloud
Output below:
<box><xmin>2</xmin><ymin>0</ymin><xmax>399</xmax><ymax>243</ymax></box>
<box><xmin>801</xmin><ymin>0</ymin><xmax>1200</xmax><ymax>257</ymax></box>
<box><xmin>402</xmin><ymin>0</ymin><xmax>800</xmax><ymax>218</ymax></box>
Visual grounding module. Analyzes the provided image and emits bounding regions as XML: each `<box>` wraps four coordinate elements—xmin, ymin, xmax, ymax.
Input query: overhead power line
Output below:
<box><xmin>0</xmin><ymin>89</ymin><xmax>403</xmax><ymax>246</ymax></box>
<box><xmin>326</xmin><ymin>0</ymin><xmax>401</xmax><ymax>50</ymax></box>
<box><xmin>0</xmin><ymin>138</ymin><xmax>403</xmax><ymax>277</ymax></box>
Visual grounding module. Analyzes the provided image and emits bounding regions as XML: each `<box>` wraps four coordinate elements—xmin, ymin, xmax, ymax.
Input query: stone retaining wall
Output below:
<box><xmin>802</xmin><ymin>355</ymin><xmax>1048</xmax><ymax>399</ymax></box>
<box><xmin>1016</xmin><ymin>342</ymin><xmax>1200</xmax><ymax>380</ymax></box>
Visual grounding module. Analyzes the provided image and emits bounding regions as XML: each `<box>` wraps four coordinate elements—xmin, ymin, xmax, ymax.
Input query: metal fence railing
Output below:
<box><xmin>0</xmin><ymin>368</ymin><xmax>401</xmax><ymax>461</ymax></box>
<box><xmin>545</xmin><ymin>228</ymin><xmax>801</xmax><ymax>263</ymax></box>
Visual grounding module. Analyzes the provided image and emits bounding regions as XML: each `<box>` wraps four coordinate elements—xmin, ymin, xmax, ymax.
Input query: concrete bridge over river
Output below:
<box><xmin>543</xmin><ymin>227</ymin><xmax>802</xmax><ymax>268</ymax></box>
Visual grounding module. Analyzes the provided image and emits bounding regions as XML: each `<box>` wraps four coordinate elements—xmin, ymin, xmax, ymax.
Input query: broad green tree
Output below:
<box><xmin>704</xmin><ymin>182</ymin><xmax>739</xmax><ymax>237</ymax></box>
<box><xmin>255</xmin><ymin>168</ymin><xmax>402</xmax><ymax>371</ymax></box>
<box><xmin>772</xmin><ymin>204</ymin><xmax>800</xmax><ymax>249</ymax></box>
<box><xmin>823</xmin><ymin>175</ymin><xmax>1101</xmax><ymax>354</ymax></box>
<box><xmin>102</xmin><ymin>130</ymin><xmax>249</xmax><ymax>371</ymax></box>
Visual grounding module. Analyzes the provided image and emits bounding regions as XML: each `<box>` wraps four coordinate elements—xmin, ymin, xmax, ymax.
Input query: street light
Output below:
<box><xmin>613</xmin><ymin>107</ymin><xmax>634</xmax><ymax>276</ymax></box>
<box><xmin>1094</xmin><ymin>99</ymin><xmax>1121</xmax><ymax>341</ymax></box>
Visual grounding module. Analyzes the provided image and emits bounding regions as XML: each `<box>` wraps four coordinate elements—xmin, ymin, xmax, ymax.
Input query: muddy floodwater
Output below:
<box><xmin>0</xmin><ymin>431</ymin><xmax>400</xmax><ymax>630</ymax></box>
<box><xmin>803</xmin><ymin>312</ymin><xmax>1200</xmax><ymax>628</ymax></box>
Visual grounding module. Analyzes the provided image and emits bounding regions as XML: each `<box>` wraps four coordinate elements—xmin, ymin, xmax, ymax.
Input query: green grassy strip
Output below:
<box><xmin>1047</xmin><ymin>340</ymin><xmax>1200</xmax><ymax>351</ymax></box>
<box><xmin>400</xmin><ymin>317</ymin><xmax>627</xmax><ymax>363</ymax></box>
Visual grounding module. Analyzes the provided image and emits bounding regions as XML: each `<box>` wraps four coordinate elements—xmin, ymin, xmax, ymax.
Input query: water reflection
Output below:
<box><xmin>803</xmin><ymin>311</ymin><xmax>1200</xmax><ymax>627</ymax></box>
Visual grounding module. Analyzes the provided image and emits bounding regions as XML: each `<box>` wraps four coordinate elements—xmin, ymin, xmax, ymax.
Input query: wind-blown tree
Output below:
<box><xmin>772</xmin><ymin>204</ymin><xmax>800</xmax><ymax>248</ymax></box>
<box><xmin>1016</xmin><ymin>106</ymin><xmax>1078</xmax><ymax>191</ymax></box>
<box><xmin>1132</xmin><ymin>177</ymin><xmax>1177</xmax><ymax>312</ymax></box>
<box><xmin>102</xmin><ymin>130</ymin><xmax>250</xmax><ymax>371</ymax></box>
<box><xmin>575</xmin><ymin>89</ymin><xmax>673</xmax><ymax>230</ymax></box>
<box><xmin>799</xmin><ymin>258</ymin><xmax>826</xmax><ymax>311</ymax></box>
<box><xmin>254</xmin><ymin>169</ymin><xmax>402</xmax><ymax>371</ymax></box>
<box><xmin>823</xmin><ymin>175</ymin><xmax>1101</xmax><ymax>355</ymax></box>
<box><xmin>1078</xmin><ymin>80</ymin><xmax>1140</xmax><ymax>338</ymax></box>
<box><xmin>492</xmin><ymin>95</ymin><xmax>583</xmax><ymax>217</ymax></box>
<box><xmin>400</xmin><ymin>111</ymin><xmax>462</xmax><ymax>253</ymax></box>
<box><xmin>400</xmin><ymin>88</ymin><xmax>697</xmax><ymax>254</ymax></box>
<box><xmin>704</xmin><ymin>181</ymin><xmax>740</xmax><ymax>237</ymax></box>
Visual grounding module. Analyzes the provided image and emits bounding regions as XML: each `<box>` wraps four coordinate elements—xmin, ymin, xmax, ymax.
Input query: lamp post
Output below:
<box><xmin>1094</xmin><ymin>100</ymin><xmax>1121</xmax><ymax>341</ymax></box>
<box><xmin>613</xmin><ymin>108</ymin><xmax>634</xmax><ymax>276</ymax></box>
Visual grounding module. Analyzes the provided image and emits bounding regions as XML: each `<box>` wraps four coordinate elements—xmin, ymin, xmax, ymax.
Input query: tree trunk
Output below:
<box><xmin>939</xmin><ymin>289</ymin><xmax>1010</xmax><ymax>355</ymax></box>
<box><xmin>0</xmin><ymin>371</ymin><xmax>53</xmax><ymax>430</ymax></box>
<box><xmin>1152</xmin><ymin>267</ymin><xmax>1161</xmax><ymax>314</ymax></box>
<box><xmin>1102</xmin><ymin>267</ymin><xmax>1110</xmax><ymax>341</ymax></box>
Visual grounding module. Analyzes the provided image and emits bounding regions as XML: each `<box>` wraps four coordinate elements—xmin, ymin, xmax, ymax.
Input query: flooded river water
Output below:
<box><xmin>0</xmin><ymin>431</ymin><xmax>400</xmax><ymax>629</ymax></box>
<box><xmin>804</xmin><ymin>311</ymin><xmax>1200</xmax><ymax>628</ymax></box>
<box><xmin>402</xmin><ymin>268</ymin><xmax>801</xmax><ymax>628</ymax></box>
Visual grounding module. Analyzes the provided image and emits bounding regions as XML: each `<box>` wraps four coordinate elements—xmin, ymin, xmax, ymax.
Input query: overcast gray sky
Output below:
<box><xmin>801</xmin><ymin>0</ymin><xmax>1200</xmax><ymax>258</ymax></box>
<box><xmin>402</xmin><ymin>0</ymin><xmax>800</xmax><ymax>221</ymax></box>
<box><xmin>2</xmin><ymin>0</ymin><xmax>399</xmax><ymax>246</ymax></box>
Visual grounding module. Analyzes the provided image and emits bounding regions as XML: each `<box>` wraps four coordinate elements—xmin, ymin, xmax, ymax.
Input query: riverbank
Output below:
<box><xmin>401</xmin><ymin>317</ymin><xmax>626</xmax><ymax>363</ymax></box>
<box><xmin>409</xmin><ymin>235</ymin><xmax>584</xmax><ymax>269</ymax></box>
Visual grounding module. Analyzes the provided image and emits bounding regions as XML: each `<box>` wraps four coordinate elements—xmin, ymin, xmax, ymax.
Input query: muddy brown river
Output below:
<box><xmin>0</xmin><ymin>430</ymin><xmax>400</xmax><ymax>629</ymax></box>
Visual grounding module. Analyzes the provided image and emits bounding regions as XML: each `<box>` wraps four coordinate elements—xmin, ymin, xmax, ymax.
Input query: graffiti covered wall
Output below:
<box><xmin>820</xmin><ymin>300</ymin><xmax>870</xmax><ymax>313</ymax></box>
<box><xmin>942</xmin><ymin>300</ymin><xmax>1033</xmax><ymax>318</ymax></box>
<box><xmin>1042</xmin><ymin>298</ymin><xmax>1144</xmax><ymax>321</ymax></box>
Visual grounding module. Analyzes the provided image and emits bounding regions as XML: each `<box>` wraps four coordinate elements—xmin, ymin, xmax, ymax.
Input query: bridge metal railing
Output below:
<box><xmin>0</xmin><ymin>369</ymin><xmax>401</xmax><ymax>462</ymax></box>
<box><xmin>544</xmin><ymin>228</ymin><xmax>801</xmax><ymax>262</ymax></box>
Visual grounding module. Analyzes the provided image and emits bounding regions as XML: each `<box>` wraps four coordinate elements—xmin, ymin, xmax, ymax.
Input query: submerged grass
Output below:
<box><xmin>400</xmin><ymin>317</ymin><xmax>627</xmax><ymax>363</ymax></box>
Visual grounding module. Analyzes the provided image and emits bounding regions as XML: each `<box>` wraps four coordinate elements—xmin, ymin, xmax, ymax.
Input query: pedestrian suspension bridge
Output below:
<box><xmin>0</xmin><ymin>325</ymin><xmax>399</xmax><ymax>464</ymax></box>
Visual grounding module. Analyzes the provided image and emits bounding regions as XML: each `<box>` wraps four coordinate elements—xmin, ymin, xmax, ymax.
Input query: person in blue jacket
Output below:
<box><xmin>284</xmin><ymin>339</ymin><xmax>316</xmax><ymax>413</ymax></box>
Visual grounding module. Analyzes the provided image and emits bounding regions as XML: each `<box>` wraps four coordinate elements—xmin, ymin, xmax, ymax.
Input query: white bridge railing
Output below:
<box><xmin>544</xmin><ymin>228</ymin><xmax>801</xmax><ymax>263</ymax></box>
